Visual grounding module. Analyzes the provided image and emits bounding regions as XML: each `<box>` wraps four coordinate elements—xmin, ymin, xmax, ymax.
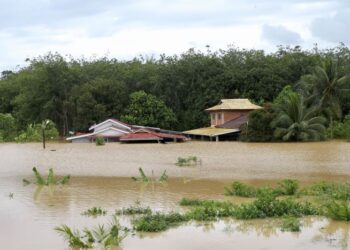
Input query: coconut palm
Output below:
<box><xmin>273</xmin><ymin>93</ymin><xmax>327</xmax><ymax>141</ymax></box>
<box><xmin>298</xmin><ymin>58</ymin><xmax>350</xmax><ymax>137</ymax></box>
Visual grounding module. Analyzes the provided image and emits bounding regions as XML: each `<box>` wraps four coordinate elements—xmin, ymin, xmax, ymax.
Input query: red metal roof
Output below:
<box><xmin>120</xmin><ymin>129</ymin><xmax>187</xmax><ymax>141</ymax></box>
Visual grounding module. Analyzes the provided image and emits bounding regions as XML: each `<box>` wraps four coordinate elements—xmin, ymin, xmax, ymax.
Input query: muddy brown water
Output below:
<box><xmin>1</xmin><ymin>141</ymin><xmax>350</xmax><ymax>249</ymax></box>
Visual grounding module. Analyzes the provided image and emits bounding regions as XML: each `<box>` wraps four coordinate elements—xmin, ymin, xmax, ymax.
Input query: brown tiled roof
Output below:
<box><xmin>206</xmin><ymin>99</ymin><xmax>262</xmax><ymax>111</ymax></box>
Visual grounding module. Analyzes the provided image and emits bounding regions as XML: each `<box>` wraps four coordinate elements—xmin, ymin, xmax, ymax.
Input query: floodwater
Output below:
<box><xmin>1</xmin><ymin>141</ymin><xmax>350</xmax><ymax>249</ymax></box>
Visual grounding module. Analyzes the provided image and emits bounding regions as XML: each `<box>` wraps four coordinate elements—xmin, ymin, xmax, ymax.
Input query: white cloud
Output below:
<box><xmin>0</xmin><ymin>0</ymin><xmax>349</xmax><ymax>72</ymax></box>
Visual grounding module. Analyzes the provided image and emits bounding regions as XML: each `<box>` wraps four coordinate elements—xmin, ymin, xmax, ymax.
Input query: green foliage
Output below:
<box><xmin>280</xmin><ymin>217</ymin><xmax>301</xmax><ymax>232</ymax></box>
<box><xmin>121</xmin><ymin>91</ymin><xmax>177</xmax><ymax>129</ymax></box>
<box><xmin>175</xmin><ymin>156</ymin><xmax>199</xmax><ymax>167</ymax></box>
<box><xmin>0</xmin><ymin>113</ymin><xmax>16</xmax><ymax>141</ymax></box>
<box><xmin>131</xmin><ymin>167</ymin><xmax>168</xmax><ymax>183</ymax></box>
<box><xmin>328</xmin><ymin>114</ymin><xmax>350</xmax><ymax>139</ymax></box>
<box><xmin>23</xmin><ymin>167</ymin><xmax>70</xmax><ymax>186</ymax></box>
<box><xmin>82</xmin><ymin>207</ymin><xmax>107</xmax><ymax>217</ymax></box>
<box><xmin>115</xmin><ymin>205</ymin><xmax>152</xmax><ymax>215</ymax></box>
<box><xmin>2</xmin><ymin>46</ymin><xmax>350</xmax><ymax>134</ymax></box>
<box><xmin>240</xmin><ymin>104</ymin><xmax>276</xmax><ymax>142</ymax></box>
<box><xmin>234</xmin><ymin>190</ymin><xmax>317</xmax><ymax>219</ymax></box>
<box><xmin>324</xmin><ymin>201</ymin><xmax>350</xmax><ymax>221</ymax></box>
<box><xmin>276</xmin><ymin>179</ymin><xmax>299</xmax><ymax>196</ymax></box>
<box><xmin>272</xmin><ymin>92</ymin><xmax>327</xmax><ymax>141</ymax></box>
<box><xmin>132</xmin><ymin>212</ymin><xmax>188</xmax><ymax>232</ymax></box>
<box><xmin>224</xmin><ymin>179</ymin><xmax>299</xmax><ymax>197</ymax></box>
<box><xmin>301</xmin><ymin>181</ymin><xmax>350</xmax><ymax>200</ymax></box>
<box><xmin>15</xmin><ymin>120</ymin><xmax>59</xmax><ymax>142</ymax></box>
<box><xmin>55</xmin><ymin>215</ymin><xmax>128</xmax><ymax>248</ymax></box>
<box><xmin>224</xmin><ymin>181</ymin><xmax>257</xmax><ymax>197</ymax></box>
<box><xmin>95</xmin><ymin>137</ymin><xmax>105</xmax><ymax>146</ymax></box>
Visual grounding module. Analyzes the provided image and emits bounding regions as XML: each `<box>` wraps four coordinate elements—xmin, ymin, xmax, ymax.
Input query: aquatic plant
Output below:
<box><xmin>23</xmin><ymin>167</ymin><xmax>70</xmax><ymax>186</ymax></box>
<box><xmin>276</xmin><ymin>179</ymin><xmax>299</xmax><ymax>196</ymax></box>
<box><xmin>132</xmin><ymin>212</ymin><xmax>188</xmax><ymax>232</ymax></box>
<box><xmin>115</xmin><ymin>205</ymin><xmax>152</xmax><ymax>215</ymax></box>
<box><xmin>280</xmin><ymin>217</ymin><xmax>301</xmax><ymax>232</ymax></box>
<box><xmin>55</xmin><ymin>225</ymin><xmax>92</xmax><ymax>248</ymax></box>
<box><xmin>233</xmin><ymin>190</ymin><xmax>317</xmax><ymax>219</ymax></box>
<box><xmin>324</xmin><ymin>200</ymin><xmax>350</xmax><ymax>221</ymax></box>
<box><xmin>301</xmin><ymin>181</ymin><xmax>350</xmax><ymax>200</ymax></box>
<box><xmin>224</xmin><ymin>181</ymin><xmax>257</xmax><ymax>197</ymax></box>
<box><xmin>82</xmin><ymin>207</ymin><xmax>107</xmax><ymax>217</ymax></box>
<box><xmin>175</xmin><ymin>156</ymin><xmax>200</xmax><ymax>167</ymax></box>
<box><xmin>224</xmin><ymin>179</ymin><xmax>299</xmax><ymax>197</ymax></box>
<box><xmin>95</xmin><ymin>137</ymin><xmax>105</xmax><ymax>146</ymax></box>
<box><xmin>131</xmin><ymin>167</ymin><xmax>168</xmax><ymax>183</ymax></box>
<box><xmin>186</xmin><ymin>201</ymin><xmax>236</xmax><ymax>221</ymax></box>
<box><xmin>55</xmin><ymin>215</ymin><xmax>128</xmax><ymax>248</ymax></box>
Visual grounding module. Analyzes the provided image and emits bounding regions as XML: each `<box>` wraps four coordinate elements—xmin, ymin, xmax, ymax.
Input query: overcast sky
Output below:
<box><xmin>1</xmin><ymin>0</ymin><xmax>349</xmax><ymax>72</ymax></box>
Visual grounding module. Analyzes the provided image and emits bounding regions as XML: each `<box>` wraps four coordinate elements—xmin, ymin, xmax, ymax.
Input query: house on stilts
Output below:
<box><xmin>184</xmin><ymin>99</ymin><xmax>261</xmax><ymax>141</ymax></box>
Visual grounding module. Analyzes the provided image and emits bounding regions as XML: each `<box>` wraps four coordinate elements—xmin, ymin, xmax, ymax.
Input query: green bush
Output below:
<box><xmin>132</xmin><ymin>212</ymin><xmax>188</xmax><ymax>232</ymax></box>
<box><xmin>324</xmin><ymin>200</ymin><xmax>350</xmax><ymax>221</ymax></box>
<box><xmin>239</xmin><ymin>104</ymin><xmax>276</xmax><ymax>142</ymax></box>
<box><xmin>95</xmin><ymin>137</ymin><xmax>105</xmax><ymax>146</ymax></box>
<box><xmin>115</xmin><ymin>205</ymin><xmax>152</xmax><ymax>215</ymax></box>
<box><xmin>224</xmin><ymin>181</ymin><xmax>257</xmax><ymax>197</ymax></box>
<box><xmin>328</xmin><ymin>115</ymin><xmax>350</xmax><ymax>139</ymax></box>
<box><xmin>301</xmin><ymin>182</ymin><xmax>350</xmax><ymax>200</ymax></box>
<box><xmin>176</xmin><ymin>156</ymin><xmax>199</xmax><ymax>167</ymax></box>
<box><xmin>276</xmin><ymin>179</ymin><xmax>299</xmax><ymax>196</ymax></box>
<box><xmin>15</xmin><ymin>120</ymin><xmax>59</xmax><ymax>142</ymax></box>
<box><xmin>82</xmin><ymin>207</ymin><xmax>107</xmax><ymax>217</ymax></box>
<box><xmin>280</xmin><ymin>217</ymin><xmax>301</xmax><ymax>232</ymax></box>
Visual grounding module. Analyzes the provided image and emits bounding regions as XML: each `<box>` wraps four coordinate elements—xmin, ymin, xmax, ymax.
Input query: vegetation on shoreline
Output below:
<box><xmin>2</xmin><ymin>45</ymin><xmax>350</xmax><ymax>138</ymax></box>
<box><xmin>23</xmin><ymin>167</ymin><xmax>70</xmax><ymax>186</ymax></box>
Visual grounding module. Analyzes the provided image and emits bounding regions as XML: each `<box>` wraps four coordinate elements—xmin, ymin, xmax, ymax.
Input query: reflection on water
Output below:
<box><xmin>1</xmin><ymin>176</ymin><xmax>350</xmax><ymax>249</ymax></box>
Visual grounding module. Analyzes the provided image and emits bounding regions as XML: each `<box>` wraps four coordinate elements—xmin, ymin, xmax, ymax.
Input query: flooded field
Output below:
<box><xmin>1</xmin><ymin>141</ymin><xmax>350</xmax><ymax>249</ymax></box>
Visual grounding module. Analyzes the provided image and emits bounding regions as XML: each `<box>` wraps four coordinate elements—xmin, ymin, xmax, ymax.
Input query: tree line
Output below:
<box><xmin>1</xmin><ymin>44</ymin><xmax>350</xmax><ymax>139</ymax></box>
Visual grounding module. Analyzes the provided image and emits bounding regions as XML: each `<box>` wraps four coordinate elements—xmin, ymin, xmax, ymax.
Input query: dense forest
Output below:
<box><xmin>1</xmin><ymin>44</ymin><xmax>350</xmax><ymax>140</ymax></box>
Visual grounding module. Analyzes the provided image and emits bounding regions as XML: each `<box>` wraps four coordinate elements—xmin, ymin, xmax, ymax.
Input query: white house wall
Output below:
<box><xmin>95</xmin><ymin>128</ymin><xmax>125</xmax><ymax>137</ymax></box>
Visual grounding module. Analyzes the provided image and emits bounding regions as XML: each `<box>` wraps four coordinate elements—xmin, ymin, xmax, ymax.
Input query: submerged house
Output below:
<box><xmin>184</xmin><ymin>99</ymin><xmax>261</xmax><ymax>141</ymax></box>
<box><xmin>66</xmin><ymin>119</ymin><xmax>187</xmax><ymax>143</ymax></box>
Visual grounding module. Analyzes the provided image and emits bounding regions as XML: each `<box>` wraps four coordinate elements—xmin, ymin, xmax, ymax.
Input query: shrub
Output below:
<box><xmin>280</xmin><ymin>217</ymin><xmax>301</xmax><ymax>232</ymax></box>
<box><xmin>176</xmin><ymin>156</ymin><xmax>200</xmax><ymax>167</ymax></box>
<box><xmin>328</xmin><ymin>114</ymin><xmax>350</xmax><ymax>139</ymax></box>
<box><xmin>132</xmin><ymin>212</ymin><xmax>188</xmax><ymax>232</ymax></box>
<box><xmin>82</xmin><ymin>207</ymin><xmax>107</xmax><ymax>217</ymax></box>
<box><xmin>95</xmin><ymin>137</ymin><xmax>105</xmax><ymax>146</ymax></box>
<box><xmin>301</xmin><ymin>182</ymin><xmax>350</xmax><ymax>200</ymax></box>
<box><xmin>224</xmin><ymin>181</ymin><xmax>257</xmax><ymax>197</ymax></box>
<box><xmin>276</xmin><ymin>179</ymin><xmax>299</xmax><ymax>196</ymax></box>
<box><xmin>115</xmin><ymin>205</ymin><xmax>152</xmax><ymax>215</ymax></box>
<box><xmin>324</xmin><ymin>201</ymin><xmax>350</xmax><ymax>221</ymax></box>
<box><xmin>15</xmin><ymin>121</ymin><xmax>59</xmax><ymax>142</ymax></box>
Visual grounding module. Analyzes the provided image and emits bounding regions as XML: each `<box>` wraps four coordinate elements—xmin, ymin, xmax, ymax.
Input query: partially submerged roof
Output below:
<box><xmin>120</xmin><ymin>128</ymin><xmax>187</xmax><ymax>142</ymax></box>
<box><xmin>206</xmin><ymin>99</ymin><xmax>262</xmax><ymax>111</ymax></box>
<box><xmin>183</xmin><ymin>127</ymin><xmax>239</xmax><ymax>137</ymax></box>
<box><xmin>89</xmin><ymin>118</ymin><xmax>131</xmax><ymax>131</ymax></box>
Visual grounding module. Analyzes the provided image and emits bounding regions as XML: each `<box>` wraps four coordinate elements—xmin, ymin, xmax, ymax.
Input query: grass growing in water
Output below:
<box><xmin>323</xmin><ymin>200</ymin><xmax>350</xmax><ymax>221</ymax></box>
<box><xmin>133</xmin><ymin>212</ymin><xmax>188</xmax><ymax>232</ymax></box>
<box><xmin>82</xmin><ymin>207</ymin><xmax>107</xmax><ymax>217</ymax></box>
<box><xmin>301</xmin><ymin>181</ymin><xmax>350</xmax><ymax>200</ymax></box>
<box><xmin>116</xmin><ymin>201</ymin><xmax>152</xmax><ymax>215</ymax></box>
<box><xmin>55</xmin><ymin>215</ymin><xmax>128</xmax><ymax>248</ymax></box>
<box><xmin>131</xmin><ymin>167</ymin><xmax>168</xmax><ymax>183</ymax></box>
<box><xmin>23</xmin><ymin>167</ymin><xmax>70</xmax><ymax>186</ymax></box>
<box><xmin>175</xmin><ymin>156</ymin><xmax>200</xmax><ymax>167</ymax></box>
<box><xmin>280</xmin><ymin>217</ymin><xmax>301</xmax><ymax>232</ymax></box>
